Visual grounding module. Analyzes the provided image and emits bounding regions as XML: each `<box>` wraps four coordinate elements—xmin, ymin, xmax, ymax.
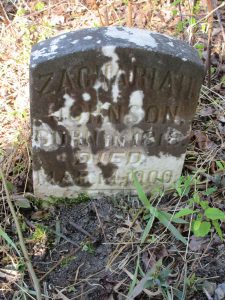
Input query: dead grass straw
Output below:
<box><xmin>0</xmin><ymin>168</ymin><xmax>42</xmax><ymax>300</ymax></box>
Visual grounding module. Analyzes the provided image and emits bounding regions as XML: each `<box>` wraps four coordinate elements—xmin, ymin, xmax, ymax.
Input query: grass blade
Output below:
<box><xmin>157</xmin><ymin>213</ymin><xmax>187</xmax><ymax>245</ymax></box>
<box><xmin>159</xmin><ymin>211</ymin><xmax>188</xmax><ymax>224</ymax></box>
<box><xmin>129</xmin><ymin>260</ymin><xmax>160</xmax><ymax>299</ymax></box>
<box><xmin>174</xmin><ymin>209</ymin><xmax>195</xmax><ymax>219</ymax></box>
<box><xmin>128</xmin><ymin>251</ymin><xmax>140</xmax><ymax>297</ymax></box>
<box><xmin>212</xmin><ymin>220</ymin><xmax>223</xmax><ymax>240</ymax></box>
<box><xmin>0</xmin><ymin>226</ymin><xmax>21</xmax><ymax>256</ymax></box>
<box><xmin>141</xmin><ymin>215</ymin><xmax>155</xmax><ymax>244</ymax></box>
<box><xmin>133</xmin><ymin>173</ymin><xmax>151</xmax><ymax>210</ymax></box>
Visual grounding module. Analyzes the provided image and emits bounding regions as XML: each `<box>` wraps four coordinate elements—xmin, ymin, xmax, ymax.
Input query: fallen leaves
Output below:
<box><xmin>189</xmin><ymin>235</ymin><xmax>210</xmax><ymax>252</ymax></box>
<box><xmin>13</xmin><ymin>194</ymin><xmax>31</xmax><ymax>209</ymax></box>
<box><xmin>142</xmin><ymin>245</ymin><xmax>169</xmax><ymax>271</ymax></box>
<box><xmin>199</xmin><ymin>106</ymin><xmax>215</xmax><ymax>117</ymax></box>
<box><xmin>127</xmin><ymin>270</ymin><xmax>161</xmax><ymax>299</ymax></box>
<box><xmin>194</xmin><ymin>130</ymin><xmax>217</xmax><ymax>150</ymax></box>
<box><xmin>218</xmin><ymin>122</ymin><xmax>225</xmax><ymax>135</ymax></box>
<box><xmin>31</xmin><ymin>210</ymin><xmax>50</xmax><ymax>220</ymax></box>
<box><xmin>203</xmin><ymin>281</ymin><xmax>225</xmax><ymax>300</ymax></box>
<box><xmin>0</xmin><ymin>268</ymin><xmax>21</xmax><ymax>281</ymax></box>
<box><xmin>217</xmin><ymin>112</ymin><xmax>225</xmax><ymax>123</ymax></box>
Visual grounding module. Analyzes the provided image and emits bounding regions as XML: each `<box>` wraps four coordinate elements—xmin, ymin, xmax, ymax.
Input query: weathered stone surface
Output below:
<box><xmin>30</xmin><ymin>26</ymin><xmax>204</xmax><ymax>198</ymax></box>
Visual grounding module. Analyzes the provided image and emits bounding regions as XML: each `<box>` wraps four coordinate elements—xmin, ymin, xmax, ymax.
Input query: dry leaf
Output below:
<box><xmin>50</xmin><ymin>15</ymin><xmax>64</xmax><ymax>26</ymax></box>
<box><xmin>217</xmin><ymin>113</ymin><xmax>225</xmax><ymax>123</ymax></box>
<box><xmin>116</xmin><ymin>227</ymin><xmax>128</xmax><ymax>235</ymax></box>
<box><xmin>0</xmin><ymin>268</ymin><xmax>21</xmax><ymax>281</ymax></box>
<box><xmin>189</xmin><ymin>235</ymin><xmax>210</xmax><ymax>252</ymax></box>
<box><xmin>31</xmin><ymin>210</ymin><xmax>50</xmax><ymax>220</ymax></box>
<box><xmin>210</xmin><ymin>161</ymin><xmax>216</xmax><ymax>173</ymax></box>
<box><xmin>108</xmin><ymin>294</ymin><xmax>115</xmax><ymax>300</ymax></box>
<box><xmin>133</xmin><ymin>222</ymin><xmax>143</xmax><ymax>233</ymax></box>
<box><xmin>194</xmin><ymin>130</ymin><xmax>216</xmax><ymax>150</ymax></box>
<box><xmin>142</xmin><ymin>245</ymin><xmax>168</xmax><ymax>271</ymax></box>
<box><xmin>81</xmin><ymin>0</ymin><xmax>100</xmax><ymax>9</ymax></box>
<box><xmin>218</xmin><ymin>123</ymin><xmax>225</xmax><ymax>135</ymax></box>
<box><xmin>13</xmin><ymin>195</ymin><xmax>31</xmax><ymax>209</ymax></box>
<box><xmin>194</xmin><ymin>130</ymin><xmax>208</xmax><ymax>150</ymax></box>
<box><xmin>128</xmin><ymin>268</ymin><xmax>161</xmax><ymax>299</ymax></box>
<box><xmin>134</xmin><ymin>11</ymin><xmax>147</xmax><ymax>28</ymax></box>
<box><xmin>199</xmin><ymin>106</ymin><xmax>214</xmax><ymax>117</ymax></box>
<box><xmin>212</xmin><ymin>27</ymin><xmax>221</xmax><ymax>36</ymax></box>
<box><xmin>124</xmin><ymin>219</ymin><xmax>133</xmax><ymax>227</ymax></box>
<box><xmin>142</xmin><ymin>250</ymin><xmax>156</xmax><ymax>271</ymax></box>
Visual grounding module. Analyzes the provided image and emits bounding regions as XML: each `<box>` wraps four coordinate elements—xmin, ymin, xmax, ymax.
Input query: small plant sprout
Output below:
<box><xmin>216</xmin><ymin>160</ymin><xmax>225</xmax><ymax>171</ymax></box>
<box><xmin>61</xmin><ymin>256</ymin><xmax>76</xmax><ymax>267</ymax></box>
<box><xmin>128</xmin><ymin>257</ymin><xmax>173</xmax><ymax>299</ymax></box>
<box><xmin>174</xmin><ymin>175</ymin><xmax>193</xmax><ymax>198</ymax></box>
<box><xmin>82</xmin><ymin>242</ymin><xmax>95</xmax><ymax>254</ymax></box>
<box><xmin>133</xmin><ymin>173</ymin><xmax>187</xmax><ymax>245</ymax></box>
<box><xmin>174</xmin><ymin>191</ymin><xmax>225</xmax><ymax>240</ymax></box>
<box><xmin>34</xmin><ymin>1</ymin><xmax>45</xmax><ymax>11</ymax></box>
<box><xmin>31</xmin><ymin>225</ymin><xmax>47</xmax><ymax>242</ymax></box>
<box><xmin>194</xmin><ymin>43</ymin><xmax>204</xmax><ymax>58</ymax></box>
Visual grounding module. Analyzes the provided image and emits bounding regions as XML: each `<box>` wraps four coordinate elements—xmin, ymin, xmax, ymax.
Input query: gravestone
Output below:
<box><xmin>30</xmin><ymin>26</ymin><xmax>204</xmax><ymax>198</ymax></box>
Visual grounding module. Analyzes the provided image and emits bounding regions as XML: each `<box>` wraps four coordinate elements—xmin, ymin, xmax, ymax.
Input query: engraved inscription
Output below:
<box><xmin>75</xmin><ymin>169</ymin><xmax>174</xmax><ymax>186</ymax></box>
<box><xmin>33</xmin><ymin>127</ymin><xmax>188</xmax><ymax>149</ymax></box>
<box><xmin>35</xmin><ymin>65</ymin><xmax>201</xmax><ymax>100</ymax></box>
<box><xmin>36</xmin><ymin>73</ymin><xmax>54</xmax><ymax>94</ymax></box>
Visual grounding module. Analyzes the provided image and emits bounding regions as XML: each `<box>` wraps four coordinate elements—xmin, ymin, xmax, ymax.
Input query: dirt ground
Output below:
<box><xmin>20</xmin><ymin>199</ymin><xmax>225</xmax><ymax>299</ymax></box>
<box><xmin>2</xmin><ymin>193</ymin><xmax>225</xmax><ymax>299</ymax></box>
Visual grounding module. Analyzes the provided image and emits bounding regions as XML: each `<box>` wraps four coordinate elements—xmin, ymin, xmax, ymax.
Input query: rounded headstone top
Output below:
<box><xmin>30</xmin><ymin>26</ymin><xmax>203</xmax><ymax>68</ymax></box>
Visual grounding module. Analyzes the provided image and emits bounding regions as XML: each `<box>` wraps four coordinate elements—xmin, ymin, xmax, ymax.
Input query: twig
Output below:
<box><xmin>181</xmin><ymin>205</ymin><xmax>194</xmax><ymax>300</ymax></box>
<box><xmin>214</xmin><ymin>0</ymin><xmax>225</xmax><ymax>63</ymax></box>
<box><xmin>43</xmin><ymin>281</ymin><xmax>49</xmax><ymax>300</ymax></box>
<box><xmin>74</xmin><ymin>262</ymin><xmax>84</xmax><ymax>283</ymax></box>
<box><xmin>69</xmin><ymin>220</ymin><xmax>94</xmax><ymax>240</ymax></box>
<box><xmin>70</xmin><ymin>286</ymin><xmax>97</xmax><ymax>299</ymax></box>
<box><xmin>214</xmin><ymin>1</ymin><xmax>225</xmax><ymax>42</ymax></box>
<box><xmin>0</xmin><ymin>2</ymin><xmax>15</xmax><ymax>35</ymax></box>
<box><xmin>127</xmin><ymin>0</ymin><xmax>133</xmax><ymax>27</ymax></box>
<box><xmin>23</xmin><ymin>144</ymin><xmax>31</xmax><ymax>195</ymax></box>
<box><xmin>93</xmin><ymin>203</ymin><xmax>107</xmax><ymax>242</ymax></box>
<box><xmin>0</xmin><ymin>168</ymin><xmax>42</xmax><ymax>300</ymax></box>
<box><xmin>94</xmin><ymin>0</ymin><xmax>104</xmax><ymax>26</ymax></box>
<box><xmin>205</xmin><ymin>0</ymin><xmax>214</xmax><ymax>88</ymax></box>
<box><xmin>104</xmin><ymin>0</ymin><xmax>109</xmax><ymax>26</ymax></box>
<box><xmin>0</xmin><ymin>2</ymin><xmax>10</xmax><ymax>26</ymax></box>
<box><xmin>54</xmin><ymin>288</ymin><xmax>70</xmax><ymax>300</ymax></box>
<box><xmin>107</xmin><ymin>208</ymin><xmax>144</xmax><ymax>268</ymax></box>
<box><xmin>54</xmin><ymin>231</ymin><xmax>79</xmax><ymax>246</ymax></box>
<box><xmin>188</xmin><ymin>0</ymin><xmax>197</xmax><ymax>44</ymax></box>
<box><xmin>148</xmin><ymin>0</ymin><xmax>154</xmax><ymax>29</ymax></box>
<box><xmin>178</xmin><ymin>1</ymin><xmax>185</xmax><ymax>40</ymax></box>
